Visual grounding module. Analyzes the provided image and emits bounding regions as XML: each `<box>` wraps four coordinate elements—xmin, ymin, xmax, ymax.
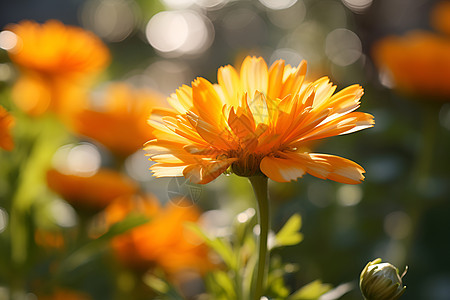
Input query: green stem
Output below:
<box><xmin>248</xmin><ymin>175</ymin><xmax>269</xmax><ymax>300</ymax></box>
<box><xmin>400</xmin><ymin>102</ymin><xmax>439</xmax><ymax>266</ymax></box>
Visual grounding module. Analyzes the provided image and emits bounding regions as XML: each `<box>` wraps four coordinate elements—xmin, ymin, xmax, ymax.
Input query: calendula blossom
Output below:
<box><xmin>0</xmin><ymin>105</ymin><xmax>14</xmax><ymax>151</ymax></box>
<box><xmin>105</xmin><ymin>195</ymin><xmax>212</xmax><ymax>276</ymax></box>
<box><xmin>373</xmin><ymin>31</ymin><xmax>450</xmax><ymax>98</ymax></box>
<box><xmin>4</xmin><ymin>20</ymin><xmax>110</xmax><ymax>116</ymax></box>
<box><xmin>145</xmin><ymin>56</ymin><xmax>374</xmax><ymax>184</ymax></box>
<box><xmin>72</xmin><ymin>83</ymin><xmax>166</xmax><ymax>157</ymax></box>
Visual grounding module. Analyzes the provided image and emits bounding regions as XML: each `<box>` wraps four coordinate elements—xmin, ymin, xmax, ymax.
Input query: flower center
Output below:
<box><xmin>230</xmin><ymin>152</ymin><xmax>264</xmax><ymax>177</ymax></box>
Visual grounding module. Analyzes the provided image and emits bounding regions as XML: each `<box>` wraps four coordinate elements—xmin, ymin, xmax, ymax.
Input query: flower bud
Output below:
<box><xmin>360</xmin><ymin>258</ymin><xmax>407</xmax><ymax>300</ymax></box>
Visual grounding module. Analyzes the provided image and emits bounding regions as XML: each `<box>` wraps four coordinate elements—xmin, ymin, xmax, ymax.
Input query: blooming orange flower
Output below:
<box><xmin>105</xmin><ymin>195</ymin><xmax>211</xmax><ymax>276</ymax></box>
<box><xmin>6</xmin><ymin>20</ymin><xmax>109</xmax><ymax>77</ymax></box>
<box><xmin>372</xmin><ymin>31</ymin><xmax>450</xmax><ymax>98</ymax></box>
<box><xmin>145</xmin><ymin>56</ymin><xmax>374</xmax><ymax>184</ymax></box>
<box><xmin>72</xmin><ymin>83</ymin><xmax>166</xmax><ymax>157</ymax></box>
<box><xmin>46</xmin><ymin>168</ymin><xmax>138</xmax><ymax>210</ymax></box>
<box><xmin>430</xmin><ymin>1</ymin><xmax>450</xmax><ymax>36</ymax></box>
<box><xmin>0</xmin><ymin>105</ymin><xmax>14</xmax><ymax>151</ymax></box>
<box><xmin>4</xmin><ymin>20</ymin><xmax>110</xmax><ymax>116</ymax></box>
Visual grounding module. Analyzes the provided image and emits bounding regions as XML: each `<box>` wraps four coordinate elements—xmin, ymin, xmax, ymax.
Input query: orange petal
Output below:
<box><xmin>183</xmin><ymin>158</ymin><xmax>237</xmax><ymax>184</ymax></box>
<box><xmin>260</xmin><ymin>156</ymin><xmax>306</xmax><ymax>182</ymax></box>
<box><xmin>307</xmin><ymin>153</ymin><xmax>366</xmax><ymax>184</ymax></box>
<box><xmin>240</xmin><ymin>56</ymin><xmax>268</xmax><ymax>96</ymax></box>
<box><xmin>217</xmin><ymin>65</ymin><xmax>241</xmax><ymax>107</ymax></box>
<box><xmin>285</xmin><ymin>152</ymin><xmax>366</xmax><ymax>184</ymax></box>
<box><xmin>167</xmin><ymin>84</ymin><xmax>194</xmax><ymax>115</ymax></box>
<box><xmin>192</xmin><ymin>77</ymin><xmax>225</xmax><ymax>128</ymax></box>
<box><xmin>267</xmin><ymin>59</ymin><xmax>285</xmax><ymax>100</ymax></box>
<box><xmin>228</xmin><ymin>107</ymin><xmax>256</xmax><ymax>139</ymax></box>
<box><xmin>280</xmin><ymin>60</ymin><xmax>307</xmax><ymax>98</ymax></box>
<box><xmin>295</xmin><ymin>111</ymin><xmax>375</xmax><ymax>143</ymax></box>
<box><xmin>186</xmin><ymin>112</ymin><xmax>236</xmax><ymax>150</ymax></box>
<box><xmin>150</xmin><ymin>163</ymin><xmax>188</xmax><ymax>177</ymax></box>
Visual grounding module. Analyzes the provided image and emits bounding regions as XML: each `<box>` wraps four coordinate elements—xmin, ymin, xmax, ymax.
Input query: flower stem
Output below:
<box><xmin>248</xmin><ymin>175</ymin><xmax>269</xmax><ymax>300</ymax></box>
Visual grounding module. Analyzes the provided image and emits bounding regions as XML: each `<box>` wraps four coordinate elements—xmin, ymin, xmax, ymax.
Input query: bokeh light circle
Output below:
<box><xmin>146</xmin><ymin>10</ymin><xmax>214</xmax><ymax>57</ymax></box>
<box><xmin>325</xmin><ymin>28</ymin><xmax>362</xmax><ymax>66</ymax></box>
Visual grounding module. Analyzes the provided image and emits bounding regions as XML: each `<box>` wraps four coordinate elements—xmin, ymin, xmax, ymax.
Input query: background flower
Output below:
<box><xmin>0</xmin><ymin>105</ymin><xmax>14</xmax><ymax>151</ymax></box>
<box><xmin>5</xmin><ymin>20</ymin><xmax>110</xmax><ymax>117</ymax></box>
<box><xmin>72</xmin><ymin>83</ymin><xmax>166</xmax><ymax>158</ymax></box>
<box><xmin>372</xmin><ymin>31</ymin><xmax>450</xmax><ymax>99</ymax></box>
<box><xmin>104</xmin><ymin>195</ymin><xmax>212</xmax><ymax>276</ymax></box>
<box><xmin>46</xmin><ymin>168</ymin><xmax>138</xmax><ymax>211</ymax></box>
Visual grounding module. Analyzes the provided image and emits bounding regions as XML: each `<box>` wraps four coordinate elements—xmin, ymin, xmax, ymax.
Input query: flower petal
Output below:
<box><xmin>285</xmin><ymin>152</ymin><xmax>366</xmax><ymax>184</ymax></box>
<box><xmin>240</xmin><ymin>56</ymin><xmax>268</xmax><ymax>96</ymax></box>
<box><xmin>262</xmin><ymin>152</ymin><xmax>366</xmax><ymax>184</ymax></box>
<box><xmin>167</xmin><ymin>84</ymin><xmax>194</xmax><ymax>115</ymax></box>
<box><xmin>260</xmin><ymin>156</ymin><xmax>306</xmax><ymax>182</ymax></box>
<box><xmin>280</xmin><ymin>60</ymin><xmax>307</xmax><ymax>99</ymax></box>
<box><xmin>192</xmin><ymin>77</ymin><xmax>225</xmax><ymax>128</ymax></box>
<box><xmin>267</xmin><ymin>59</ymin><xmax>285</xmax><ymax>100</ymax></box>
<box><xmin>217</xmin><ymin>65</ymin><xmax>241</xmax><ymax>107</ymax></box>
<box><xmin>183</xmin><ymin>158</ymin><xmax>237</xmax><ymax>184</ymax></box>
<box><xmin>294</xmin><ymin>111</ymin><xmax>375</xmax><ymax>143</ymax></box>
<box><xmin>307</xmin><ymin>153</ymin><xmax>366</xmax><ymax>184</ymax></box>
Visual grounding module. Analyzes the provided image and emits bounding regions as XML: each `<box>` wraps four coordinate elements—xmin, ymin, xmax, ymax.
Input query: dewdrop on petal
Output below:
<box><xmin>360</xmin><ymin>258</ymin><xmax>407</xmax><ymax>300</ymax></box>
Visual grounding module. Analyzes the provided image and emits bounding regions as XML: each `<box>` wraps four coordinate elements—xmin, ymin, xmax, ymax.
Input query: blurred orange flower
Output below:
<box><xmin>34</xmin><ymin>229</ymin><xmax>65</xmax><ymax>250</ymax></box>
<box><xmin>372</xmin><ymin>31</ymin><xmax>450</xmax><ymax>99</ymax></box>
<box><xmin>0</xmin><ymin>105</ymin><xmax>14</xmax><ymax>151</ymax></box>
<box><xmin>105</xmin><ymin>196</ymin><xmax>211</xmax><ymax>276</ymax></box>
<box><xmin>145</xmin><ymin>56</ymin><xmax>374</xmax><ymax>184</ymax></box>
<box><xmin>72</xmin><ymin>83</ymin><xmax>166</xmax><ymax>157</ymax></box>
<box><xmin>46</xmin><ymin>168</ymin><xmax>138</xmax><ymax>211</ymax></box>
<box><xmin>36</xmin><ymin>289</ymin><xmax>91</xmax><ymax>300</ymax></box>
<box><xmin>430</xmin><ymin>1</ymin><xmax>450</xmax><ymax>36</ymax></box>
<box><xmin>5</xmin><ymin>20</ymin><xmax>110</xmax><ymax>116</ymax></box>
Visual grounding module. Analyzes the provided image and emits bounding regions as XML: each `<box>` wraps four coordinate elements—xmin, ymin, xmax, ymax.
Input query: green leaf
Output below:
<box><xmin>185</xmin><ymin>222</ymin><xmax>237</xmax><ymax>269</ymax></box>
<box><xmin>275</xmin><ymin>213</ymin><xmax>303</xmax><ymax>247</ymax></box>
<box><xmin>143</xmin><ymin>272</ymin><xmax>185</xmax><ymax>300</ymax></box>
<box><xmin>288</xmin><ymin>280</ymin><xmax>333</xmax><ymax>300</ymax></box>
<box><xmin>208</xmin><ymin>270</ymin><xmax>236</xmax><ymax>299</ymax></box>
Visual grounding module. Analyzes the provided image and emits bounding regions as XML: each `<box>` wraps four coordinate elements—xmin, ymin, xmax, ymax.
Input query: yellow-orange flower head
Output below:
<box><xmin>145</xmin><ymin>56</ymin><xmax>374</xmax><ymax>184</ymax></box>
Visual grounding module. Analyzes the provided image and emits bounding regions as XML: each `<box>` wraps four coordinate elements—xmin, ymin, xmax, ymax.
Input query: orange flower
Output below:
<box><xmin>6</xmin><ymin>20</ymin><xmax>109</xmax><ymax>77</ymax></box>
<box><xmin>105</xmin><ymin>196</ymin><xmax>211</xmax><ymax>276</ymax></box>
<box><xmin>72</xmin><ymin>83</ymin><xmax>166</xmax><ymax>157</ymax></box>
<box><xmin>34</xmin><ymin>229</ymin><xmax>65</xmax><ymax>250</ymax></box>
<box><xmin>4</xmin><ymin>20</ymin><xmax>110</xmax><ymax>116</ymax></box>
<box><xmin>372</xmin><ymin>31</ymin><xmax>450</xmax><ymax>98</ymax></box>
<box><xmin>430</xmin><ymin>1</ymin><xmax>450</xmax><ymax>36</ymax></box>
<box><xmin>0</xmin><ymin>105</ymin><xmax>14</xmax><ymax>151</ymax></box>
<box><xmin>46</xmin><ymin>168</ymin><xmax>138</xmax><ymax>210</ymax></box>
<box><xmin>36</xmin><ymin>289</ymin><xmax>91</xmax><ymax>300</ymax></box>
<box><xmin>145</xmin><ymin>56</ymin><xmax>374</xmax><ymax>184</ymax></box>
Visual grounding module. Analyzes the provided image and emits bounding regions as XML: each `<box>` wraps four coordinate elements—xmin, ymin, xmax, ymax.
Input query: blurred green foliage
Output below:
<box><xmin>1</xmin><ymin>0</ymin><xmax>450</xmax><ymax>300</ymax></box>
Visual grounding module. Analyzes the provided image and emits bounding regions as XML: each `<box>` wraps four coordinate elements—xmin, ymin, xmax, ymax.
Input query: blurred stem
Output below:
<box><xmin>10</xmin><ymin>115</ymin><xmax>68</xmax><ymax>279</ymax></box>
<box><xmin>402</xmin><ymin>103</ymin><xmax>439</xmax><ymax>264</ymax></box>
<box><xmin>248</xmin><ymin>175</ymin><xmax>269</xmax><ymax>300</ymax></box>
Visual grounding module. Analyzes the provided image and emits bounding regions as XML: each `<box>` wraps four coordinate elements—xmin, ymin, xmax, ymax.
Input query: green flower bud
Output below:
<box><xmin>360</xmin><ymin>258</ymin><xmax>407</xmax><ymax>300</ymax></box>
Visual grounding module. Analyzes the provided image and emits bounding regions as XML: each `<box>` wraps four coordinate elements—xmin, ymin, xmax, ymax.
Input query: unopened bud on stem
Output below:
<box><xmin>360</xmin><ymin>258</ymin><xmax>407</xmax><ymax>300</ymax></box>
